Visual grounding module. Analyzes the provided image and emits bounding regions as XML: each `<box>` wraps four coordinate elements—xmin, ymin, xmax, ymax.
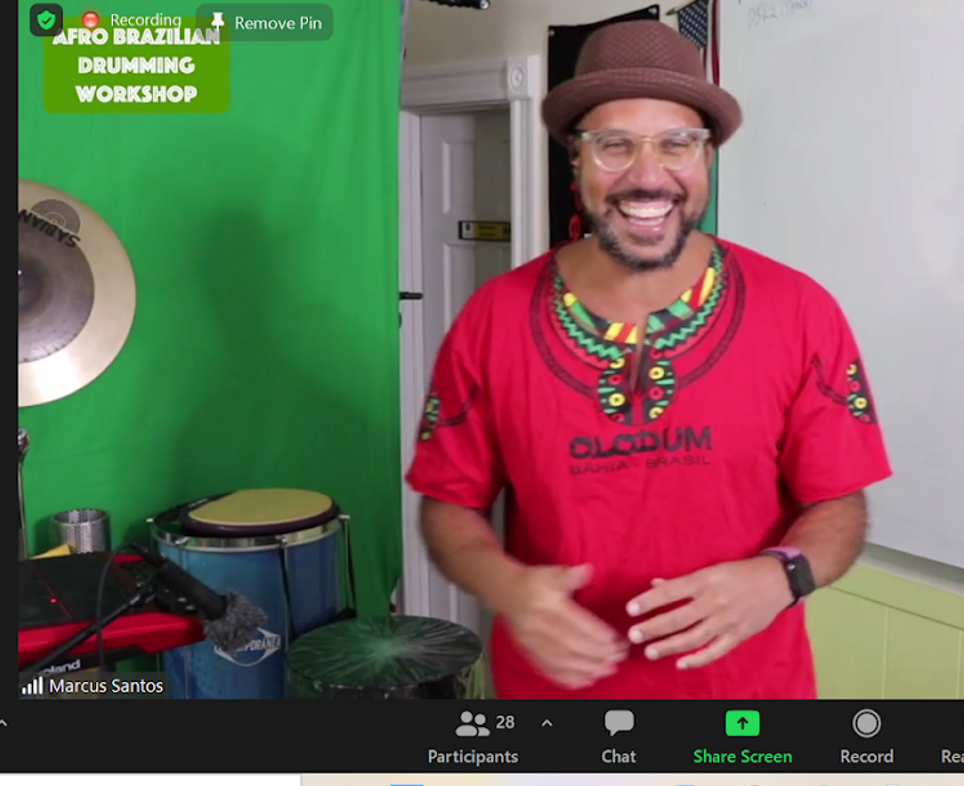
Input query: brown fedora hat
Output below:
<box><xmin>542</xmin><ymin>20</ymin><xmax>742</xmax><ymax>146</ymax></box>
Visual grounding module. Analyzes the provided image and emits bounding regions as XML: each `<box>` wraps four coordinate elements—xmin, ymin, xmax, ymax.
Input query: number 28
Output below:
<box><xmin>496</xmin><ymin>715</ymin><xmax>514</xmax><ymax>728</ymax></box>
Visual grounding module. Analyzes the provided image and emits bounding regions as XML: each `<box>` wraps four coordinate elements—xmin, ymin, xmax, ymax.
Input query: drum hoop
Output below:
<box><xmin>179</xmin><ymin>493</ymin><xmax>340</xmax><ymax>538</ymax></box>
<box><xmin>149</xmin><ymin>517</ymin><xmax>341</xmax><ymax>552</ymax></box>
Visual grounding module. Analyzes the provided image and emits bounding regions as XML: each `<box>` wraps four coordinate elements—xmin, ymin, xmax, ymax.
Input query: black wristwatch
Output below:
<box><xmin>760</xmin><ymin>546</ymin><xmax>816</xmax><ymax>605</ymax></box>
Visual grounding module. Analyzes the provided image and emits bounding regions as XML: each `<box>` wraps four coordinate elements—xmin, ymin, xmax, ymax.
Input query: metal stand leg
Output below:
<box><xmin>18</xmin><ymin>428</ymin><xmax>29</xmax><ymax>561</ymax></box>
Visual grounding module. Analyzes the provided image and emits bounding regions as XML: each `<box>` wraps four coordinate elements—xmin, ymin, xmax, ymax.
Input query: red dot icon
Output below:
<box><xmin>82</xmin><ymin>12</ymin><xmax>99</xmax><ymax>28</ymax></box>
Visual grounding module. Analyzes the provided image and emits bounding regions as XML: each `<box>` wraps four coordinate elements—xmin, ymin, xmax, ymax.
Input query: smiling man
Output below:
<box><xmin>405</xmin><ymin>20</ymin><xmax>892</xmax><ymax>698</ymax></box>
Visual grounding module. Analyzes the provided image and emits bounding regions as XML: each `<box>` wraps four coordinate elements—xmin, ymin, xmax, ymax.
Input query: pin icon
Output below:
<box><xmin>82</xmin><ymin>11</ymin><xmax>98</xmax><ymax>27</ymax></box>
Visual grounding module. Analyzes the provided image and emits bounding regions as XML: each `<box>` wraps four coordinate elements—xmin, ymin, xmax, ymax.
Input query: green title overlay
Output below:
<box><xmin>43</xmin><ymin>17</ymin><xmax>230</xmax><ymax>114</ymax></box>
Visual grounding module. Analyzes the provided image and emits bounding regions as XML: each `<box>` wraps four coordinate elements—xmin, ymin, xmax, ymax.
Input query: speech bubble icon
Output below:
<box><xmin>604</xmin><ymin>709</ymin><xmax>634</xmax><ymax>736</ymax></box>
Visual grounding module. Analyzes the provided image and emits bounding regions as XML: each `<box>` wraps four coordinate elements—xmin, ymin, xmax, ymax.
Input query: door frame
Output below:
<box><xmin>398</xmin><ymin>55</ymin><xmax>544</xmax><ymax>621</ymax></box>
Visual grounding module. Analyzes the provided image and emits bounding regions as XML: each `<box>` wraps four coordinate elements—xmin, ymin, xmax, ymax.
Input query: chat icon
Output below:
<box><xmin>604</xmin><ymin>709</ymin><xmax>634</xmax><ymax>736</ymax></box>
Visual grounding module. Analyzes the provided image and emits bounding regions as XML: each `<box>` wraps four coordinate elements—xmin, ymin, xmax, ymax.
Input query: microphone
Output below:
<box><xmin>131</xmin><ymin>544</ymin><xmax>268</xmax><ymax>653</ymax></box>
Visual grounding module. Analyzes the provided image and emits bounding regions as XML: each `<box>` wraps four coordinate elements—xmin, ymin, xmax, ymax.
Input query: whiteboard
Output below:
<box><xmin>717</xmin><ymin>0</ymin><xmax>964</xmax><ymax>569</ymax></box>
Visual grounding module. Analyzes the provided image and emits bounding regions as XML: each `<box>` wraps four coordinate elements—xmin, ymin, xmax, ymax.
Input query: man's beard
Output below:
<box><xmin>585</xmin><ymin>190</ymin><xmax>705</xmax><ymax>272</ymax></box>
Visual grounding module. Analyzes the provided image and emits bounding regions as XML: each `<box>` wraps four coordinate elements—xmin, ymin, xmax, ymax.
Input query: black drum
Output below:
<box><xmin>286</xmin><ymin>615</ymin><xmax>484</xmax><ymax>698</ymax></box>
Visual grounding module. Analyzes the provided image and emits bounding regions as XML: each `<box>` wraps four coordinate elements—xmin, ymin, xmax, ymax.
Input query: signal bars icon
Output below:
<box><xmin>21</xmin><ymin>676</ymin><xmax>43</xmax><ymax>696</ymax></box>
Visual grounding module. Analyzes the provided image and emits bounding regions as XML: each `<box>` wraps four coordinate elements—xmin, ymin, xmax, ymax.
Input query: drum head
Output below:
<box><xmin>181</xmin><ymin>489</ymin><xmax>339</xmax><ymax>537</ymax></box>
<box><xmin>286</xmin><ymin>615</ymin><xmax>483</xmax><ymax>699</ymax></box>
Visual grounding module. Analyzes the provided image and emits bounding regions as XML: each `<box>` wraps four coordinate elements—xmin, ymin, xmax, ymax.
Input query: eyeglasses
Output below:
<box><xmin>574</xmin><ymin>127</ymin><xmax>712</xmax><ymax>172</ymax></box>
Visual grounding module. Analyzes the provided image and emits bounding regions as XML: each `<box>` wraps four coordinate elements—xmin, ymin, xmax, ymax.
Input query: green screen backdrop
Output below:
<box><xmin>17</xmin><ymin>1</ymin><xmax>402</xmax><ymax>618</ymax></box>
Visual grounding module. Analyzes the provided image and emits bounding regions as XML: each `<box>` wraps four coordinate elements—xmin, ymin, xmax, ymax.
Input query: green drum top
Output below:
<box><xmin>287</xmin><ymin>615</ymin><xmax>483</xmax><ymax>699</ymax></box>
<box><xmin>187</xmin><ymin>489</ymin><xmax>335</xmax><ymax>525</ymax></box>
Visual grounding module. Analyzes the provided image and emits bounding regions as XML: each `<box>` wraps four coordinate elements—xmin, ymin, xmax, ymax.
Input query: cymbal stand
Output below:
<box><xmin>18</xmin><ymin>428</ymin><xmax>29</xmax><ymax>560</ymax></box>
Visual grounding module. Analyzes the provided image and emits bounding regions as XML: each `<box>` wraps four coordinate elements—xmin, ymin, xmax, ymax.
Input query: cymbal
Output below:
<box><xmin>18</xmin><ymin>181</ymin><xmax>136</xmax><ymax>407</ymax></box>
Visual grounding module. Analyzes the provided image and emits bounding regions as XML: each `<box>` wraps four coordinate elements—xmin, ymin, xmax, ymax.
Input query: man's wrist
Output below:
<box><xmin>759</xmin><ymin>546</ymin><xmax>817</xmax><ymax>606</ymax></box>
<box><xmin>480</xmin><ymin>558</ymin><xmax>529</xmax><ymax>617</ymax></box>
<box><xmin>755</xmin><ymin>553</ymin><xmax>796</xmax><ymax>608</ymax></box>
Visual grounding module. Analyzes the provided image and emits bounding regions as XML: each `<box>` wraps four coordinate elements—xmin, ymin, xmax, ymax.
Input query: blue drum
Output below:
<box><xmin>149</xmin><ymin>489</ymin><xmax>349</xmax><ymax>699</ymax></box>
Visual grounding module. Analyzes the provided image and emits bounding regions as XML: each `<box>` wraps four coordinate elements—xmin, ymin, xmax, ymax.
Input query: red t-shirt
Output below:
<box><xmin>406</xmin><ymin>238</ymin><xmax>892</xmax><ymax>699</ymax></box>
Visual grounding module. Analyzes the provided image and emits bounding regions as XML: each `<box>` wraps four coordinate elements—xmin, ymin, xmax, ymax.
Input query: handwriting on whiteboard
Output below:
<box><xmin>748</xmin><ymin>0</ymin><xmax>813</xmax><ymax>29</ymax></box>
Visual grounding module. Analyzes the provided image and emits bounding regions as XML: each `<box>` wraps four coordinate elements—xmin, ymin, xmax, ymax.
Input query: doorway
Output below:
<box><xmin>400</xmin><ymin>108</ymin><xmax>511</xmax><ymax>637</ymax></box>
<box><xmin>396</xmin><ymin>57</ymin><xmax>544</xmax><ymax>692</ymax></box>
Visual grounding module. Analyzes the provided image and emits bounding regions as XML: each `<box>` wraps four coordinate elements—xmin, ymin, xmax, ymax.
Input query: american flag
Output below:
<box><xmin>676</xmin><ymin>0</ymin><xmax>712</xmax><ymax>75</ymax></box>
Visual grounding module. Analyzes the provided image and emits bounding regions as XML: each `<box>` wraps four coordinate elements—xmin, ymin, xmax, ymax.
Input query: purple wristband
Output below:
<box><xmin>760</xmin><ymin>546</ymin><xmax>805</xmax><ymax>606</ymax></box>
<box><xmin>761</xmin><ymin>546</ymin><xmax>801</xmax><ymax>560</ymax></box>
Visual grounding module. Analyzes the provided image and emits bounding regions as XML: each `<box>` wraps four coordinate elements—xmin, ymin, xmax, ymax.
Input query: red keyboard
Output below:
<box><xmin>18</xmin><ymin>612</ymin><xmax>205</xmax><ymax>667</ymax></box>
<box><xmin>18</xmin><ymin>553</ymin><xmax>205</xmax><ymax>668</ymax></box>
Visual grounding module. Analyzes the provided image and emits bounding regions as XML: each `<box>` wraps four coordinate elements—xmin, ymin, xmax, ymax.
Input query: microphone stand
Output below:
<box><xmin>18</xmin><ymin>572</ymin><xmax>161</xmax><ymax>687</ymax></box>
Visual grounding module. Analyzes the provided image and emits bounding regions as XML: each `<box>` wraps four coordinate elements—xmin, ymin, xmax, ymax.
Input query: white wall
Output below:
<box><xmin>405</xmin><ymin>1</ymin><xmax>673</xmax><ymax>67</ymax></box>
<box><xmin>405</xmin><ymin>1</ymin><xmax>678</xmax><ymax>257</ymax></box>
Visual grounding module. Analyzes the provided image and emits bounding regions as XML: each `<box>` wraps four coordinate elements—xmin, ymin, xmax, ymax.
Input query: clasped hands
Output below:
<box><xmin>502</xmin><ymin>556</ymin><xmax>794</xmax><ymax>690</ymax></box>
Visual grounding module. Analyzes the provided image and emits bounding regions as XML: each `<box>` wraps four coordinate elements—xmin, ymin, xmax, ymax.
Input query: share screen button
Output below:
<box><xmin>725</xmin><ymin>710</ymin><xmax>761</xmax><ymax>737</ymax></box>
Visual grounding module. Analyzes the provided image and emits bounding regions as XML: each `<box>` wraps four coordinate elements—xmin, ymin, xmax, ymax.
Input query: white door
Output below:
<box><xmin>399</xmin><ymin>109</ymin><xmax>512</xmax><ymax>640</ymax></box>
